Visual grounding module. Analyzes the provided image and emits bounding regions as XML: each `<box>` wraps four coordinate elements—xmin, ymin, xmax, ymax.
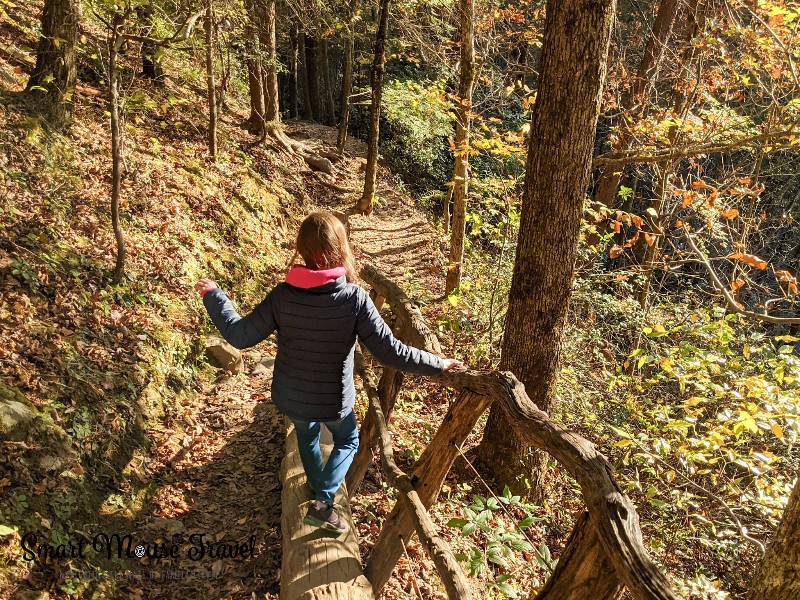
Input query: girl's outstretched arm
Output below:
<box><xmin>195</xmin><ymin>279</ymin><xmax>277</xmax><ymax>349</ymax></box>
<box><xmin>356</xmin><ymin>290</ymin><xmax>457</xmax><ymax>375</ymax></box>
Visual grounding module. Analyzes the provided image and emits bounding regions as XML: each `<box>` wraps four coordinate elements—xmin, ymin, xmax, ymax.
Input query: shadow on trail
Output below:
<box><xmin>114</xmin><ymin>398</ymin><xmax>285</xmax><ymax>599</ymax></box>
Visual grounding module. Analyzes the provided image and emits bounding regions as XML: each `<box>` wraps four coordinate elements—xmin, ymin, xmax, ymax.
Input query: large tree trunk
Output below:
<box><xmin>262</xmin><ymin>0</ymin><xmax>279</xmax><ymax>122</ymax></box>
<box><xmin>445</xmin><ymin>0</ymin><xmax>477</xmax><ymax>295</ymax></box>
<box><xmin>205</xmin><ymin>2</ymin><xmax>218</xmax><ymax>160</ymax></box>
<box><xmin>749</xmin><ymin>474</ymin><xmax>800</xmax><ymax>599</ymax></box>
<box><xmin>476</xmin><ymin>0</ymin><xmax>616</xmax><ymax>499</ymax></box>
<box><xmin>358</xmin><ymin>0</ymin><xmax>392</xmax><ymax>215</ymax></box>
<box><xmin>298</xmin><ymin>29</ymin><xmax>313</xmax><ymax>118</ymax></box>
<box><xmin>27</xmin><ymin>0</ymin><xmax>79</xmax><ymax>127</ymax></box>
<box><xmin>593</xmin><ymin>0</ymin><xmax>680</xmax><ymax>209</ymax></box>
<box><xmin>337</xmin><ymin>1</ymin><xmax>356</xmax><ymax>152</ymax></box>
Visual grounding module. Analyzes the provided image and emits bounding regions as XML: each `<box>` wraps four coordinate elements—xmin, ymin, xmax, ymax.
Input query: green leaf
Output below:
<box><xmin>447</xmin><ymin>518</ymin><xmax>468</xmax><ymax>528</ymax></box>
<box><xmin>0</xmin><ymin>524</ymin><xmax>17</xmax><ymax>536</ymax></box>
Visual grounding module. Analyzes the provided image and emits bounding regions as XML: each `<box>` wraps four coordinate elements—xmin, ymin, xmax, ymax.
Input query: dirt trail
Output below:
<box><xmin>129</xmin><ymin>122</ymin><xmax>445</xmax><ymax>600</ymax></box>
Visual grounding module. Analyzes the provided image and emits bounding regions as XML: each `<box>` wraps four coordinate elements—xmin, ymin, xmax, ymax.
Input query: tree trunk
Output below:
<box><xmin>205</xmin><ymin>2</ymin><xmax>218</xmax><ymax>160</ymax></box>
<box><xmin>445</xmin><ymin>0</ymin><xmax>477</xmax><ymax>296</ymax></box>
<box><xmin>322</xmin><ymin>39</ymin><xmax>336</xmax><ymax>125</ymax></box>
<box><xmin>27</xmin><ymin>0</ymin><xmax>79</xmax><ymax>127</ymax></box>
<box><xmin>262</xmin><ymin>0</ymin><xmax>279</xmax><ymax>122</ymax></box>
<box><xmin>593</xmin><ymin>0</ymin><xmax>679</xmax><ymax>209</ymax></box>
<box><xmin>245</xmin><ymin>0</ymin><xmax>265</xmax><ymax>133</ymax></box>
<box><xmin>109</xmin><ymin>13</ymin><xmax>126</xmax><ymax>284</ymax></box>
<box><xmin>749</xmin><ymin>474</ymin><xmax>800</xmax><ymax>600</ymax></box>
<box><xmin>298</xmin><ymin>29</ymin><xmax>313</xmax><ymax>118</ymax></box>
<box><xmin>358</xmin><ymin>0</ymin><xmax>391</xmax><ymax>215</ymax></box>
<box><xmin>476</xmin><ymin>0</ymin><xmax>616</xmax><ymax>499</ymax></box>
<box><xmin>305</xmin><ymin>36</ymin><xmax>321</xmax><ymax>121</ymax></box>
<box><xmin>337</xmin><ymin>2</ymin><xmax>355</xmax><ymax>152</ymax></box>
<box><xmin>288</xmin><ymin>23</ymin><xmax>299</xmax><ymax>119</ymax></box>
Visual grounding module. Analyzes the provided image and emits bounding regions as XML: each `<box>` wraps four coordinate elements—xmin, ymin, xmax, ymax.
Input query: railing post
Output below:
<box><xmin>533</xmin><ymin>512</ymin><xmax>624</xmax><ymax>600</ymax></box>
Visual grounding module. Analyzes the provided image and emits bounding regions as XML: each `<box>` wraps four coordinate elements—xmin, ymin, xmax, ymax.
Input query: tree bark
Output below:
<box><xmin>245</xmin><ymin>0</ymin><xmax>266</xmax><ymax>133</ymax></box>
<box><xmin>27</xmin><ymin>0</ymin><xmax>80</xmax><ymax>127</ymax></box>
<box><xmin>533</xmin><ymin>513</ymin><xmax>624</xmax><ymax>600</ymax></box>
<box><xmin>749</xmin><ymin>474</ymin><xmax>800</xmax><ymax>600</ymax></box>
<box><xmin>445</xmin><ymin>0</ymin><xmax>477</xmax><ymax>295</ymax></box>
<box><xmin>262</xmin><ymin>0</ymin><xmax>279</xmax><ymax>122</ymax></box>
<box><xmin>337</xmin><ymin>1</ymin><xmax>356</xmax><ymax>152</ymax></box>
<box><xmin>322</xmin><ymin>39</ymin><xmax>336</xmax><ymax>125</ymax></box>
<box><xmin>298</xmin><ymin>29</ymin><xmax>313</xmax><ymax>118</ymax></box>
<box><xmin>109</xmin><ymin>12</ymin><xmax>127</xmax><ymax>284</ymax></box>
<box><xmin>476</xmin><ymin>0</ymin><xmax>616</xmax><ymax>499</ymax></box>
<box><xmin>593</xmin><ymin>0</ymin><xmax>680</xmax><ymax>209</ymax></box>
<box><xmin>358</xmin><ymin>0</ymin><xmax>392</xmax><ymax>214</ymax></box>
<box><xmin>205</xmin><ymin>2</ymin><xmax>218</xmax><ymax>160</ymax></box>
<box><xmin>288</xmin><ymin>23</ymin><xmax>299</xmax><ymax>119</ymax></box>
<box><xmin>305</xmin><ymin>36</ymin><xmax>321</xmax><ymax>121</ymax></box>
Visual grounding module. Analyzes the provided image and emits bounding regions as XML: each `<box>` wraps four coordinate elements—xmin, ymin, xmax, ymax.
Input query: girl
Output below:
<box><xmin>195</xmin><ymin>211</ymin><xmax>461</xmax><ymax>534</ymax></box>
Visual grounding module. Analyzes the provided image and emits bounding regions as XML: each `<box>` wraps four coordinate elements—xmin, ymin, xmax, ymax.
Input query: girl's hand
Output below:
<box><xmin>442</xmin><ymin>358</ymin><xmax>465</xmax><ymax>371</ymax></box>
<box><xmin>194</xmin><ymin>278</ymin><xmax>218</xmax><ymax>298</ymax></box>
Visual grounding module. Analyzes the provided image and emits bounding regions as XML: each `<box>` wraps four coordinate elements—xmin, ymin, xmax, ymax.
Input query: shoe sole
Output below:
<box><xmin>303</xmin><ymin>514</ymin><xmax>346</xmax><ymax>536</ymax></box>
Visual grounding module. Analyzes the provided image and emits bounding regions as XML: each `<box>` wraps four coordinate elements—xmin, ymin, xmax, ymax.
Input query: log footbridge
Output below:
<box><xmin>280</xmin><ymin>265</ymin><xmax>683</xmax><ymax>600</ymax></box>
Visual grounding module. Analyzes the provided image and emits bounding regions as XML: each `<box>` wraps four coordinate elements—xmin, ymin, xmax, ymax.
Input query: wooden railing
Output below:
<box><xmin>351</xmin><ymin>264</ymin><xmax>683</xmax><ymax>600</ymax></box>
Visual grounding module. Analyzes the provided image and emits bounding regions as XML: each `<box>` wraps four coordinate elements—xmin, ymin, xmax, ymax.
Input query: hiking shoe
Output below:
<box><xmin>303</xmin><ymin>502</ymin><xmax>347</xmax><ymax>535</ymax></box>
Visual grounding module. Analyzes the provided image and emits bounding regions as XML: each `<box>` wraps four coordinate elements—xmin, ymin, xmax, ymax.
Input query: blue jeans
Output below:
<box><xmin>289</xmin><ymin>410</ymin><xmax>360</xmax><ymax>507</ymax></box>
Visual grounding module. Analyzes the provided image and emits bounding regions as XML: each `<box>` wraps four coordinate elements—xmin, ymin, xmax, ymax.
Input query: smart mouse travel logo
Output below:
<box><xmin>20</xmin><ymin>531</ymin><xmax>257</xmax><ymax>565</ymax></box>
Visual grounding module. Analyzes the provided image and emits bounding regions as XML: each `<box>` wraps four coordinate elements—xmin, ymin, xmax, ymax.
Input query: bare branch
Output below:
<box><xmin>593</xmin><ymin>128</ymin><xmax>800</xmax><ymax>168</ymax></box>
<box><xmin>682</xmin><ymin>226</ymin><xmax>800</xmax><ymax>325</ymax></box>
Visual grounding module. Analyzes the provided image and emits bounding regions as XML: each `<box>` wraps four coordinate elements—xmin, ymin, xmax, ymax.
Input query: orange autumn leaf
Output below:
<box><xmin>610</xmin><ymin>244</ymin><xmax>623</xmax><ymax>259</ymax></box>
<box><xmin>691</xmin><ymin>180</ymin><xmax>708</xmax><ymax>189</ymax></box>
<box><xmin>730</xmin><ymin>252</ymin><xmax>767</xmax><ymax>270</ymax></box>
<box><xmin>631</xmin><ymin>215</ymin><xmax>643</xmax><ymax>229</ymax></box>
<box><xmin>612</xmin><ymin>220</ymin><xmax>621</xmax><ymax>233</ymax></box>
<box><xmin>720</xmin><ymin>208</ymin><xmax>739</xmax><ymax>220</ymax></box>
<box><xmin>676</xmin><ymin>220</ymin><xmax>684</xmax><ymax>228</ymax></box>
<box><xmin>624</xmin><ymin>231</ymin><xmax>640</xmax><ymax>248</ymax></box>
<box><xmin>707</xmin><ymin>190</ymin><xmax>718</xmax><ymax>207</ymax></box>
<box><xmin>681</xmin><ymin>192</ymin><xmax>693</xmax><ymax>208</ymax></box>
<box><xmin>737</xmin><ymin>177</ymin><xmax>751</xmax><ymax>185</ymax></box>
<box><xmin>730</xmin><ymin>279</ymin><xmax>745</xmax><ymax>291</ymax></box>
<box><xmin>644</xmin><ymin>232</ymin><xmax>655</xmax><ymax>247</ymax></box>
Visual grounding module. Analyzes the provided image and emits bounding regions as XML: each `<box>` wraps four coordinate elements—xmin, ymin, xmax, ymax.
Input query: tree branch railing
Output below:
<box><xmin>354</xmin><ymin>345</ymin><xmax>473</xmax><ymax>600</ymax></box>
<box><xmin>355</xmin><ymin>264</ymin><xmax>684</xmax><ymax>600</ymax></box>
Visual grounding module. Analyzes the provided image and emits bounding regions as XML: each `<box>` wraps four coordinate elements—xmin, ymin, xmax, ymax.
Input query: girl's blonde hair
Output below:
<box><xmin>286</xmin><ymin>211</ymin><xmax>356</xmax><ymax>281</ymax></box>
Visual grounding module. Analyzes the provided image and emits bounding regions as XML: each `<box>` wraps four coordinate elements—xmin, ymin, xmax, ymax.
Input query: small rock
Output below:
<box><xmin>0</xmin><ymin>399</ymin><xmax>35</xmax><ymax>440</ymax></box>
<box><xmin>205</xmin><ymin>337</ymin><xmax>244</xmax><ymax>374</ymax></box>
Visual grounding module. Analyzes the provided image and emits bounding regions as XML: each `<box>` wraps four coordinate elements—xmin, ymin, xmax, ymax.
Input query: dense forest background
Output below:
<box><xmin>0</xmin><ymin>0</ymin><xmax>798</xmax><ymax>597</ymax></box>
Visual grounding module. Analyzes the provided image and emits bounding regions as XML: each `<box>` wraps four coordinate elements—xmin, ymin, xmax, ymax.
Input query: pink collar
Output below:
<box><xmin>285</xmin><ymin>265</ymin><xmax>347</xmax><ymax>289</ymax></box>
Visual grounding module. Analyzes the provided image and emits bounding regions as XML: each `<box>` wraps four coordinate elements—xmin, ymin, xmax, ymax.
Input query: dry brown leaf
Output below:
<box><xmin>730</xmin><ymin>252</ymin><xmax>767</xmax><ymax>270</ymax></box>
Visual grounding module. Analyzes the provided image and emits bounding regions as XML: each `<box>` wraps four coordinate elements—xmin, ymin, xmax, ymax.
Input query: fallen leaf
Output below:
<box><xmin>729</xmin><ymin>253</ymin><xmax>767</xmax><ymax>270</ymax></box>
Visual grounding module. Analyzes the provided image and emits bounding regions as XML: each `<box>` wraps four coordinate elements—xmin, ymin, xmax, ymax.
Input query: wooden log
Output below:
<box><xmin>355</xmin><ymin>348</ymin><xmax>473</xmax><ymax>599</ymax></box>
<box><xmin>280</xmin><ymin>419</ymin><xmax>375</xmax><ymax>600</ymax></box>
<box><xmin>533</xmin><ymin>512</ymin><xmax>624</xmax><ymax>600</ymax></box>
